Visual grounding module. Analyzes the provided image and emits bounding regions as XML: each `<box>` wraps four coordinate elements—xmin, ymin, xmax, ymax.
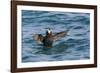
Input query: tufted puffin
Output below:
<box><xmin>33</xmin><ymin>28</ymin><xmax>69</xmax><ymax>48</ymax></box>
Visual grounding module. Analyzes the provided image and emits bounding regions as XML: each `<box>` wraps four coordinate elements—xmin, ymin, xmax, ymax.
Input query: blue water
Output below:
<box><xmin>22</xmin><ymin>10</ymin><xmax>90</xmax><ymax>62</ymax></box>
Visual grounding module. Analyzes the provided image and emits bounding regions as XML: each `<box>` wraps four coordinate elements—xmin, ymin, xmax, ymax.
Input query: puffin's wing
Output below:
<box><xmin>53</xmin><ymin>30</ymin><xmax>69</xmax><ymax>41</ymax></box>
<box><xmin>33</xmin><ymin>34</ymin><xmax>44</xmax><ymax>44</ymax></box>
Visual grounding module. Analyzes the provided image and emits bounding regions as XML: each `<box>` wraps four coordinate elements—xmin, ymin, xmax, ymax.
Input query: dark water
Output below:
<box><xmin>22</xmin><ymin>10</ymin><xmax>90</xmax><ymax>62</ymax></box>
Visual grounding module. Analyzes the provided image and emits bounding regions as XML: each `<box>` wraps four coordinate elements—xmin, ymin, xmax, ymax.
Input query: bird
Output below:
<box><xmin>33</xmin><ymin>28</ymin><xmax>69</xmax><ymax>48</ymax></box>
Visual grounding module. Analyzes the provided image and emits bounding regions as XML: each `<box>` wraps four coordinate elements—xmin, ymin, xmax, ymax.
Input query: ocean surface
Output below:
<box><xmin>22</xmin><ymin>10</ymin><xmax>90</xmax><ymax>62</ymax></box>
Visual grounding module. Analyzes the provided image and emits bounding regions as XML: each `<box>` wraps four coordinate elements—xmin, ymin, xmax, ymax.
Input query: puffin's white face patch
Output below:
<box><xmin>47</xmin><ymin>29</ymin><xmax>51</xmax><ymax>34</ymax></box>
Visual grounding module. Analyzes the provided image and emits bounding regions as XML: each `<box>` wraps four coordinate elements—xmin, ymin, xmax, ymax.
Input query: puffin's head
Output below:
<box><xmin>46</xmin><ymin>28</ymin><xmax>52</xmax><ymax>35</ymax></box>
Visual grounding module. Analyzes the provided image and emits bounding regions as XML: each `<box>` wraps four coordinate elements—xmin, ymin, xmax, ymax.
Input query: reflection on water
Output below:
<box><xmin>22</xmin><ymin>10</ymin><xmax>90</xmax><ymax>62</ymax></box>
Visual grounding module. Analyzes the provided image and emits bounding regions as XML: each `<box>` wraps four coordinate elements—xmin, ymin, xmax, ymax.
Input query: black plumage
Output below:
<box><xmin>33</xmin><ymin>28</ymin><xmax>69</xmax><ymax>48</ymax></box>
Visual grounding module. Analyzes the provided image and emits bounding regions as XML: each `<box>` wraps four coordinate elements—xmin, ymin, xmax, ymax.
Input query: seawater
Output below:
<box><xmin>22</xmin><ymin>10</ymin><xmax>90</xmax><ymax>62</ymax></box>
